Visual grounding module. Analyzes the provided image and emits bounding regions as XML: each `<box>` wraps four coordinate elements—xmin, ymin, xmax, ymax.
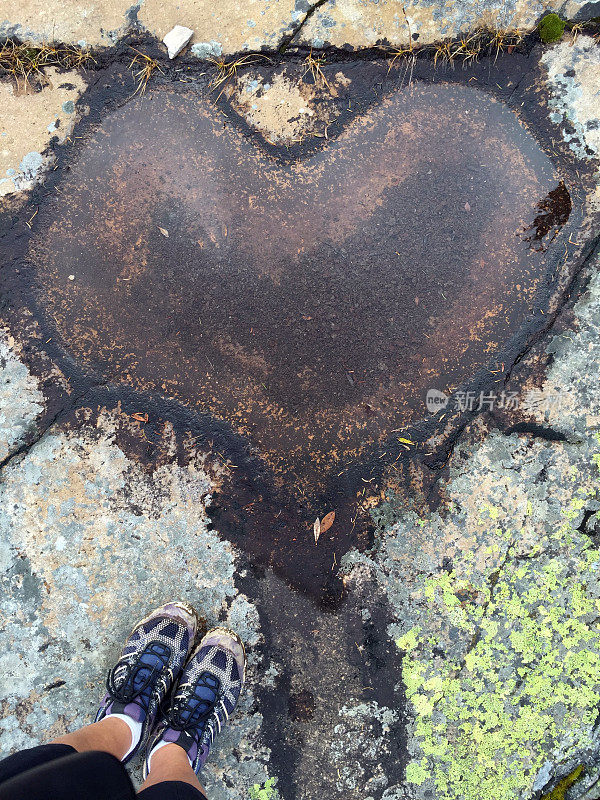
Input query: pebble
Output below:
<box><xmin>163</xmin><ymin>25</ymin><xmax>194</xmax><ymax>59</ymax></box>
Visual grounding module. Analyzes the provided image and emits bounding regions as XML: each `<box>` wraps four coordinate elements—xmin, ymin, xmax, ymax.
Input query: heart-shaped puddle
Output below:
<box><xmin>25</xmin><ymin>80</ymin><xmax>569</xmax><ymax>486</ymax></box>
<box><xmin>13</xmin><ymin>73</ymin><xmax>577</xmax><ymax>600</ymax></box>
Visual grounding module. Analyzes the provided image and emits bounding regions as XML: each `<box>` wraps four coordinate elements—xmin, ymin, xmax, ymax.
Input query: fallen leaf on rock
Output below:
<box><xmin>320</xmin><ymin>511</ymin><xmax>336</xmax><ymax>533</ymax></box>
<box><xmin>158</xmin><ymin>227</ymin><xmax>169</xmax><ymax>237</ymax></box>
<box><xmin>313</xmin><ymin>518</ymin><xmax>321</xmax><ymax>545</ymax></box>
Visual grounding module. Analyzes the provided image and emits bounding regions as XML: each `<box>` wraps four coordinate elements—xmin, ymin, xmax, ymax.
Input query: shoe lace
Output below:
<box><xmin>166</xmin><ymin>673</ymin><xmax>225</xmax><ymax>743</ymax></box>
<box><xmin>106</xmin><ymin>656</ymin><xmax>171</xmax><ymax>715</ymax></box>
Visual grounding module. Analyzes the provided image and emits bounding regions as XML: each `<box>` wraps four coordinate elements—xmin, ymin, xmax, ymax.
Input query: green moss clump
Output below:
<box><xmin>539</xmin><ymin>14</ymin><xmax>566</xmax><ymax>43</ymax></box>
<box><xmin>541</xmin><ymin>765</ymin><xmax>584</xmax><ymax>800</ymax></box>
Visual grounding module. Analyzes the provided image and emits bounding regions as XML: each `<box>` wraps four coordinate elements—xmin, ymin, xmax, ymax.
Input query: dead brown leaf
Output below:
<box><xmin>320</xmin><ymin>511</ymin><xmax>336</xmax><ymax>534</ymax></box>
<box><xmin>158</xmin><ymin>227</ymin><xmax>169</xmax><ymax>237</ymax></box>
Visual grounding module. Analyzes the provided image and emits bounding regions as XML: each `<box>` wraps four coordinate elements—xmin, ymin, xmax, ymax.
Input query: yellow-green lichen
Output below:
<box><xmin>396</xmin><ymin>626</ymin><xmax>421</xmax><ymax>652</ymax></box>
<box><xmin>406</xmin><ymin>759</ymin><xmax>430</xmax><ymax>785</ymax></box>
<box><xmin>479</xmin><ymin>503</ymin><xmax>500</xmax><ymax>523</ymax></box>
<box><xmin>400</xmin><ymin>540</ymin><xmax>600</xmax><ymax>800</ymax></box>
<box><xmin>249</xmin><ymin>778</ymin><xmax>278</xmax><ymax>800</ymax></box>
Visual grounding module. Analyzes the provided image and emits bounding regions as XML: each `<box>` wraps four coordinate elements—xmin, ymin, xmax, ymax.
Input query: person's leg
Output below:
<box><xmin>138</xmin><ymin>743</ymin><xmax>207</xmax><ymax>796</ymax></box>
<box><xmin>0</xmin><ymin>744</ymin><xmax>76</xmax><ymax>785</ymax></box>
<box><xmin>0</xmin><ymin>601</ymin><xmax>199</xmax><ymax>797</ymax></box>
<box><xmin>51</xmin><ymin>715</ymin><xmax>133</xmax><ymax>761</ymax></box>
<box><xmin>0</xmin><ymin>749</ymin><xmax>135</xmax><ymax>800</ymax></box>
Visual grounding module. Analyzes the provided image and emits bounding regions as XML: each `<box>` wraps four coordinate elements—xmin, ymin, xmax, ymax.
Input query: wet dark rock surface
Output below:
<box><xmin>18</xmin><ymin>74</ymin><xmax>576</xmax><ymax>481</ymax></box>
<box><xmin>0</xmin><ymin>54</ymin><xmax>592</xmax><ymax>604</ymax></box>
<box><xmin>1</xmin><ymin>40</ymin><xmax>600</xmax><ymax>800</ymax></box>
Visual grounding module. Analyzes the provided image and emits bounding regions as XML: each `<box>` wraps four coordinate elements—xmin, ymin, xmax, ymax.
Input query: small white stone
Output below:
<box><xmin>68</xmin><ymin>274</ymin><xmax>75</xmax><ymax>281</ymax></box>
<box><xmin>163</xmin><ymin>25</ymin><xmax>194</xmax><ymax>59</ymax></box>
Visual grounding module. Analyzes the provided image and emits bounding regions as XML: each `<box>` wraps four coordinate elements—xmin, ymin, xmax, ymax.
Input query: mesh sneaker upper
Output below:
<box><xmin>95</xmin><ymin>603</ymin><xmax>197</xmax><ymax>762</ymax></box>
<box><xmin>145</xmin><ymin>627</ymin><xmax>246</xmax><ymax>775</ymax></box>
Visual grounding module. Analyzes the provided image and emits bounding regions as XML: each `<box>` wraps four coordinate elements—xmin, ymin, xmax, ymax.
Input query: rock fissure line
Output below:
<box><xmin>0</xmin><ymin>382</ymin><xmax>106</xmax><ymax>475</ymax></box>
<box><xmin>278</xmin><ymin>0</ymin><xmax>334</xmax><ymax>53</ymax></box>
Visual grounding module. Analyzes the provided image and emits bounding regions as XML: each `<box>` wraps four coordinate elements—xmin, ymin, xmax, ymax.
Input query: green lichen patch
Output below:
<box><xmin>249</xmin><ymin>778</ymin><xmax>279</xmax><ymax>800</ymax></box>
<box><xmin>399</xmin><ymin>537</ymin><xmax>600</xmax><ymax>800</ymax></box>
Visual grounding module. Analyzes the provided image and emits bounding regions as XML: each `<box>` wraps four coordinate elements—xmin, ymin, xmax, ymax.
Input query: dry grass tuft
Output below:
<box><xmin>487</xmin><ymin>26</ymin><xmax>525</xmax><ymax>59</ymax></box>
<box><xmin>302</xmin><ymin>49</ymin><xmax>331</xmax><ymax>89</ymax></box>
<box><xmin>564</xmin><ymin>19</ymin><xmax>600</xmax><ymax>43</ymax></box>
<box><xmin>386</xmin><ymin>24</ymin><xmax>529</xmax><ymax>72</ymax></box>
<box><xmin>209</xmin><ymin>54</ymin><xmax>272</xmax><ymax>100</ymax></box>
<box><xmin>0</xmin><ymin>40</ymin><xmax>95</xmax><ymax>85</ymax></box>
<box><xmin>129</xmin><ymin>47</ymin><xmax>163</xmax><ymax>96</ymax></box>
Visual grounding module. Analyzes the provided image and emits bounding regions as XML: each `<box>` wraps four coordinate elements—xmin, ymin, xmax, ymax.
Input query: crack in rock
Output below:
<box><xmin>0</xmin><ymin>330</ymin><xmax>45</xmax><ymax>464</ymax></box>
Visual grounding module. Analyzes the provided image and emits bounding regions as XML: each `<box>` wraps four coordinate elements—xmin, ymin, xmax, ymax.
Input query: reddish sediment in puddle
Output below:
<box><xmin>4</xmin><ymin>68</ymin><xmax>585</xmax><ymax>603</ymax></box>
<box><xmin>25</xmin><ymin>82</ymin><xmax>569</xmax><ymax>493</ymax></box>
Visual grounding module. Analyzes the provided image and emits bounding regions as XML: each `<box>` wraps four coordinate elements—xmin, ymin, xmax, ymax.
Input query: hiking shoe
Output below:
<box><xmin>144</xmin><ymin>627</ymin><xmax>246</xmax><ymax>776</ymax></box>
<box><xmin>95</xmin><ymin>601</ymin><xmax>199</xmax><ymax>763</ymax></box>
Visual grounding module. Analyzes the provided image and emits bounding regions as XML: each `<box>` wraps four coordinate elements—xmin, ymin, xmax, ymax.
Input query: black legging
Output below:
<box><xmin>0</xmin><ymin>744</ymin><xmax>206</xmax><ymax>800</ymax></box>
